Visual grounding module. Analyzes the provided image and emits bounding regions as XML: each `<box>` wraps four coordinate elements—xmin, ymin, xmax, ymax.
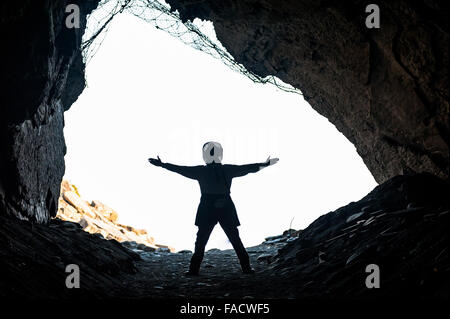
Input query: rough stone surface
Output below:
<box><xmin>167</xmin><ymin>0</ymin><xmax>449</xmax><ymax>183</ymax></box>
<box><xmin>0</xmin><ymin>0</ymin><xmax>99</xmax><ymax>223</ymax></box>
<box><xmin>0</xmin><ymin>213</ymin><xmax>140</xmax><ymax>298</ymax></box>
<box><xmin>270</xmin><ymin>173</ymin><xmax>449</xmax><ymax>298</ymax></box>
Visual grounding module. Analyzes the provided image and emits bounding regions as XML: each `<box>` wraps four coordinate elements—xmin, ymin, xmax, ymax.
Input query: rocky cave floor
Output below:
<box><xmin>126</xmin><ymin>240</ymin><xmax>296</xmax><ymax>299</ymax></box>
<box><xmin>1</xmin><ymin>173</ymin><xmax>449</xmax><ymax>299</ymax></box>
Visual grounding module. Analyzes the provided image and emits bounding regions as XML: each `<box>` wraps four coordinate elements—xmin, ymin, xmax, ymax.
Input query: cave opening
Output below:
<box><xmin>1</xmin><ymin>0</ymin><xmax>448</xmax><ymax>300</ymax></box>
<box><xmin>61</xmin><ymin>4</ymin><xmax>377</xmax><ymax>251</ymax></box>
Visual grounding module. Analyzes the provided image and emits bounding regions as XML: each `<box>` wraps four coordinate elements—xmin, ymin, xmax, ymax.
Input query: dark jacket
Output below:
<box><xmin>160</xmin><ymin>162</ymin><xmax>265</xmax><ymax>226</ymax></box>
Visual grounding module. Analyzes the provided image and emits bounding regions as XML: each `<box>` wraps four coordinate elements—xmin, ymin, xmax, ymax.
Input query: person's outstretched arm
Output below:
<box><xmin>228</xmin><ymin>156</ymin><xmax>279</xmax><ymax>178</ymax></box>
<box><xmin>148</xmin><ymin>156</ymin><xmax>201</xmax><ymax>180</ymax></box>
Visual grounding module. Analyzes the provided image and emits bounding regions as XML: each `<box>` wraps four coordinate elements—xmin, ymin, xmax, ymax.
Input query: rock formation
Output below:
<box><xmin>0</xmin><ymin>0</ymin><xmax>99</xmax><ymax>223</ymax></box>
<box><xmin>167</xmin><ymin>0</ymin><xmax>449</xmax><ymax>183</ymax></box>
<box><xmin>57</xmin><ymin>180</ymin><xmax>174</xmax><ymax>253</ymax></box>
<box><xmin>270</xmin><ymin>173</ymin><xmax>449</xmax><ymax>298</ymax></box>
<box><xmin>0</xmin><ymin>210</ymin><xmax>141</xmax><ymax>298</ymax></box>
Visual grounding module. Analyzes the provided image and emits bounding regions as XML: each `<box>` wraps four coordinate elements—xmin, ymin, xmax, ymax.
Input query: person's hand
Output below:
<box><xmin>262</xmin><ymin>156</ymin><xmax>279</xmax><ymax>167</ymax></box>
<box><xmin>148</xmin><ymin>156</ymin><xmax>163</xmax><ymax>167</ymax></box>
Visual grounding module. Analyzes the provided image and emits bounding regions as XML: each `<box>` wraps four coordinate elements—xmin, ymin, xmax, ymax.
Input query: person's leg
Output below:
<box><xmin>219</xmin><ymin>221</ymin><xmax>254</xmax><ymax>273</ymax></box>
<box><xmin>188</xmin><ymin>223</ymin><xmax>215</xmax><ymax>275</ymax></box>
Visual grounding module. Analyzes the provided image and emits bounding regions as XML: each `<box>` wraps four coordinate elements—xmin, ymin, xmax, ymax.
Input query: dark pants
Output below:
<box><xmin>189</xmin><ymin>220</ymin><xmax>251</xmax><ymax>273</ymax></box>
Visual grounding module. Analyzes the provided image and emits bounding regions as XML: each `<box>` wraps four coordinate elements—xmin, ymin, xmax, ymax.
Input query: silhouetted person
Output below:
<box><xmin>148</xmin><ymin>141</ymin><xmax>279</xmax><ymax>275</ymax></box>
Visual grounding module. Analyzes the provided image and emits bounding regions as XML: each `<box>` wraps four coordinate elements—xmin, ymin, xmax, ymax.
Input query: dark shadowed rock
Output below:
<box><xmin>271</xmin><ymin>173</ymin><xmax>449</xmax><ymax>298</ymax></box>
<box><xmin>0</xmin><ymin>213</ymin><xmax>139</xmax><ymax>298</ymax></box>
<box><xmin>0</xmin><ymin>0</ymin><xmax>100</xmax><ymax>223</ymax></box>
<box><xmin>167</xmin><ymin>0</ymin><xmax>449</xmax><ymax>183</ymax></box>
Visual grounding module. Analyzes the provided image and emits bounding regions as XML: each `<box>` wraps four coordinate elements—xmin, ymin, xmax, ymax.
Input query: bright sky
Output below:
<box><xmin>63</xmin><ymin>12</ymin><xmax>377</xmax><ymax>251</ymax></box>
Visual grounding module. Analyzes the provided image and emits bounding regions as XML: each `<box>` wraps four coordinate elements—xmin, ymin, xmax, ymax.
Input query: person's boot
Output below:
<box><xmin>185</xmin><ymin>259</ymin><xmax>201</xmax><ymax>276</ymax></box>
<box><xmin>185</xmin><ymin>263</ymin><xmax>200</xmax><ymax>276</ymax></box>
<box><xmin>242</xmin><ymin>266</ymin><xmax>255</xmax><ymax>274</ymax></box>
<box><xmin>238</xmin><ymin>254</ymin><xmax>254</xmax><ymax>274</ymax></box>
<box><xmin>186</xmin><ymin>250</ymin><xmax>203</xmax><ymax>276</ymax></box>
<box><xmin>184</xmin><ymin>270</ymin><xmax>199</xmax><ymax>276</ymax></box>
<box><xmin>240</xmin><ymin>260</ymin><xmax>255</xmax><ymax>274</ymax></box>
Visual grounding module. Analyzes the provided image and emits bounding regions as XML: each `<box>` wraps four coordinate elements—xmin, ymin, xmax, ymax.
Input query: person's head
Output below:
<box><xmin>202</xmin><ymin>141</ymin><xmax>223</xmax><ymax>164</ymax></box>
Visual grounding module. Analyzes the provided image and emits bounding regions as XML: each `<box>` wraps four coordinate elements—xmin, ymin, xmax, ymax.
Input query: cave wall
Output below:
<box><xmin>167</xmin><ymin>0</ymin><xmax>449</xmax><ymax>183</ymax></box>
<box><xmin>0</xmin><ymin>1</ymin><xmax>99</xmax><ymax>222</ymax></box>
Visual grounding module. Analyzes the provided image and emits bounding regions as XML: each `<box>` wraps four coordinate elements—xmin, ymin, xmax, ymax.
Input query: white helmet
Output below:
<box><xmin>202</xmin><ymin>141</ymin><xmax>223</xmax><ymax>164</ymax></box>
